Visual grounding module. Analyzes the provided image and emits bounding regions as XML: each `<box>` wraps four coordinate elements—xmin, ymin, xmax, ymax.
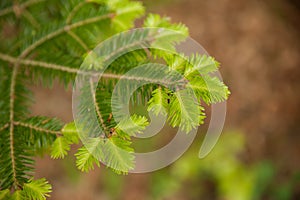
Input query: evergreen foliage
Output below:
<box><xmin>0</xmin><ymin>0</ymin><xmax>229</xmax><ymax>199</ymax></box>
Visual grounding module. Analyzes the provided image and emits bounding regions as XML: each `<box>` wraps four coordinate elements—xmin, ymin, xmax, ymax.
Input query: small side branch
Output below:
<box><xmin>9</xmin><ymin>66</ymin><xmax>19</xmax><ymax>189</ymax></box>
<box><xmin>89</xmin><ymin>78</ymin><xmax>109</xmax><ymax>135</ymax></box>
<box><xmin>20</xmin><ymin>13</ymin><xmax>114</xmax><ymax>58</ymax></box>
<box><xmin>22</xmin><ymin>9</ymin><xmax>40</xmax><ymax>29</ymax></box>
<box><xmin>66</xmin><ymin>1</ymin><xmax>87</xmax><ymax>24</ymax></box>
<box><xmin>67</xmin><ymin>31</ymin><xmax>90</xmax><ymax>51</ymax></box>
<box><xmin>0</xmin><ymin>0</ymin><xmax>45</xmax><ymax>17</ymax></box>
<box><xmin>0</xmin><ymin>53</ymin><xmax>180</xmax><ymax>85</ymax></box>
<box><xmin>0</xmin><ymin>123</ymin><xmax>9</xmax><ymax>132</ymax></box>
<box><xmin>13</xmin><ymin>121</ymin><xmax>62</xmax><ymax>136</ymax></box>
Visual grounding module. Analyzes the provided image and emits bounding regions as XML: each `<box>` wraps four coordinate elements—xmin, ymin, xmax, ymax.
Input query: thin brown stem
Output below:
<box><xmin>22</xmin><ymin>9</ymin><xmax>40</xmax><ymax>29</ymax></box>
<box><xmin>9</xmin><ymin>65</ymin><xmax>19</xmax><ymax>189</ymax></box>
<box><xmin>67</xmin><ymin>31</ymin><xmax>90</xmax><ymax>51</ymax></box>
<box><xmin>89</xmin><ymin>78</ymin><xmax>109</xmax><ymax>134</ymax></box>
<box><xmin>66</xmin><ymin>1</ymin><xmax>87</xmax><ymax>24</ymax></box>
<box><xmin>13</xmin><ymin>121</ymin><xmax>62</xmax><ymax>136</ymax></box>
<box><xmin>0</xmin><ymin>123</ymin><xmax>9</xmax><ymax>132</ymax></box>
<box><xmin>0</xmin><ymin>53</ymin><xmax>179</xmax><ymax>85</ymax></box>
<box><xmin>20</xmin><ymin>13</ymin><xmax>114</xmax><ymax>58</ymax></box>
<box><xmin>0</xmin><ymin>0</ymin><xmax>45</xmax><ymax>17</ymax></box>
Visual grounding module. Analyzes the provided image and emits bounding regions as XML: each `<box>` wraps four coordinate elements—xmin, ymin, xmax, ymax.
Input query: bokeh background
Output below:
<box><xmin>30</xmin><ymin>0</ymin><xmax>300</xmax><ymax>199</ymax></box>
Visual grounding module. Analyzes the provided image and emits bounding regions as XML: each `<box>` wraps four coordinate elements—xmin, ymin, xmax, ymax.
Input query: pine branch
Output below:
<box><xmin>50</xmin><ymin>122</ymin><xmax>79</xmax><ymax>159</ymax></box>
<box><xmin>0</xmin><ymin>53</ymin><xmax>185</xmax><ymax>84</ymax></box>
<box><xmin>66</xmin><ymin>1</ymin><xmax>87</xmax><ymax>24</ymax></box>
<box><xmin>75</xmin><ymin>140</ymin><xmax>100</xmax><ymax>172</ymax></box>
<box><xmin>13</xmin><ymin>121</ymin><xmax>61</xmax><ymax>136</ymax></box>
<box><xmin>67</xmin><ymin>31</ymin><xmax>90</xmax><ymax>51</ymax></box>
<box><xmin>20</xmin><ymin>12</ymin><xmax>115</xmax><ymax>58</ymax></box>
<box><xmin>0</xmin><ymin>0</ymin><xmax>150</xmax><ymax>195</ymax></box>
<box><xmin>89</xmin><ymin>78</ymin><xmax>110</xmax><ymax>134</ymax></box>
<box><xmin>22</xmin><ymin>178</ymin><xmax>52</xmax><ymax>200</ymax></box>
<box><xmin>0</xmin><ymin>66</ymin><xmax>33</xmax><ymax>190</ymax></box>
<box><xmin>9</xmin><ymin>66</ymin><xmax>19</xmax><ymax>190</ymax></box>
<box><xmin>0</xmin><ymin>0</ymin><xmax>45</xmax><ymax>17</ymax></box>
<box><xmin>147</xmin><ymin>87</ymin><xmax>169</xmax><ymax>116</ymax></box>
<box><xmin>167</xmin><ymin>89</ymin><xmax>205</xmax><ymax>132</ymax></box>
<box><xmin>0</xmin><ymin>52</ymin><xmax>79</xmax><ymax>74</ymax></box>
<box><xmin>0</xmin><ymin>123</ymin><xmax>9</xmax><ymax>133</ymax></box>
<box><xmin>188</xmin><ymin>75</ymin><xmax>230</xmax><ymax>104</ymax></box>
<box><xmin>115</xmin><ymin>114</ymin><xmax>149</xmax><ymax>137</ymax></box>
<box><xmin>22</xmin><ymin>9</ymin><xmax>41</xmax><ymax>29</ymax></box>
<box><xmin>0</xmin><ymin>0</ymin><xmax>230</xmax><ymax>197</ymax></box>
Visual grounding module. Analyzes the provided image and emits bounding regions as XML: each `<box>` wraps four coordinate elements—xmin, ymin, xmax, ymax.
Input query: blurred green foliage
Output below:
<box><xmin>146</xmin><ymin>131</ymin><xmax>299</xmax><ymax>200</ymax></box>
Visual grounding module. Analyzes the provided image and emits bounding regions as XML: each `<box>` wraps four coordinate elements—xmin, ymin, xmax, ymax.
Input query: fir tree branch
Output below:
<box><xmin>0</xmin><ymin>53</ymin><xmax>182</xmax><ymax>85</ymax></box>
<box><xmin>22</xmin><ymin>9</ymin><xmax>40</xmax><ymax>29</ymax></box>
<box><xmin>0</xmin><ymin>52</ymin><xmax>79</xmax><ymax>74</ymax></box>
<box><xmin>66</xmin><ymin>1</ymin><xmax>87</xmax><ymax>24</ymax></box>
<box><xmin>0</xmin><ymin>123</ymin><xmax>9</xmax><ymax>132</ymax></box>
<box><xmin>67</xmin><ymin>31</ymin><xmax>90</xmax><ymax>51</ymax></box>
<box><xmin>0</xmin><ymin>0</ymin><xmax>45</xmax><ymax>17</ymax></box>
<box><xmin>9</xmin><ymin>66</ymin><xmax>19</xmax><ymax>190</ymax></box>
<box><xmin>0</xmin><ymin>52</ymin><xmax>135</xmax><ymax>79</ymax></box>
<box><xmin>20</xmin><ymin>12</ymin><xmax>115</xmax><ymax>58</ymax></box>
<box><xmin>66</xmin><ymin>1</ymin><xmax>95</xmax><ymax>52</ymax></box>
<box><xmin>13</xmin><ymin>121</ymin><xmax>62</xmax><ymax>136</ymax></box>
<box><xmin>2</xmin><ymin>9</ymin><xmax>113</xmax><ymax>185</ymax></box>
<box><xmin>89</xmin><ymin>78</ymin><xmax>109</xmax><ymax>134</ymax></box>
<box><xmin>0</xmin><ymin>0</ymin><xmax>230</xmax><ymax>194</ymax></box>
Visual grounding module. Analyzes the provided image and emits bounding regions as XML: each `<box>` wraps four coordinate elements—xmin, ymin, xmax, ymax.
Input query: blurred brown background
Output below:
<box><xmin>31</xmin><ymin>0</ymin><xmax>300</xmax><ymax>199</ymax></box>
